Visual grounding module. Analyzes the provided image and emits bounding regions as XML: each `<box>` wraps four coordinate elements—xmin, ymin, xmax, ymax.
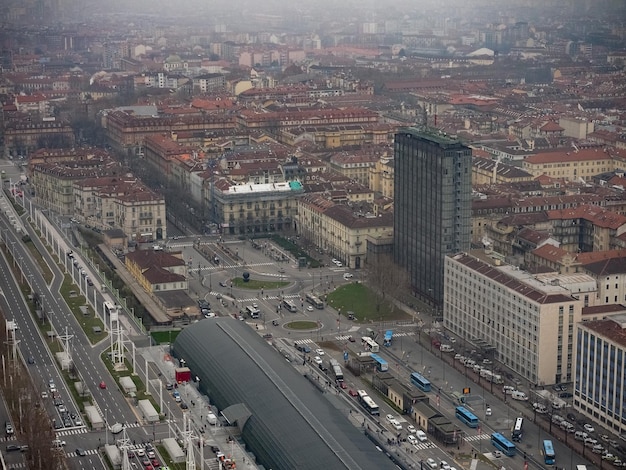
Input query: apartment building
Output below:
<box><xmin>73</xmin><ymin>176</ymin><xmax>167</xmax><ymax>242</ymax></box>
<box><xmin>30</xmin><ymin>154</ymin><xmax>122</xmax><ymax>215</ymax></box>
<box><xmin>368</xmin><ymin>157</ymin><xmax>394</xmax><ymax>199</ymax></box>
<box><xmin>444</xmin><ymin>251</ymin><xmax>590</xmax><ymax>385</ymax></box>
<box><xmin>210</xmin><ymin>180</ymin><xmax>303</xmax><ymax>235</ymax></box>
<box><xmin>328</xmin><ymin>152</ymin><xmax>379</xmax><ymax>187</ymax></box>
<box><xmin>546</xmin><ymin>205</ymin><xmax>626</xmax><ymax>253</ymax></box>
<box><xmin>297</xmin><ymin>194</ymin><xmax>393</xmax><ymax>269</ymax></box>
<box><xmin>574</xmin><ymin>316</ymin><xmax>626</xmax><ymax>435</ymax></box>
<box><xmin>522</xmin><ymin>147</ymin><xmax>615</xmax><ymax>182</ymax></box>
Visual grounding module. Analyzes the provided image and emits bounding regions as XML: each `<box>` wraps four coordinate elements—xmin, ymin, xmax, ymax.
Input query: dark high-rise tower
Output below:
<box><xmin>393</xmin><ymin>128</ymin><xmax>472</xmax><ymax>307</ymax></box>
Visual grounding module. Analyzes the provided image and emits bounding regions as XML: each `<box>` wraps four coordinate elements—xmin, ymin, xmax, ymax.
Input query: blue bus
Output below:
<box><xmin>491</xmin><ymin>432</ymin><xmax>516</xmax><ymax>457</ymax></box>
<box><xmin>410</xmin><ymin>372</ymin><xmax>432</xmax><ymax>392</ymax></box>
<box><xmin>455</xmin><ymin>406</ymin><xmax>479</xmax><ymax>428</ymax></box>
<box><xmin>543</xmin><ymin>439</ymin><xmax>555</xmax><ymax>465</ymax></box>
<box><xmin>383</xmin><ymin>330</ymin><xmax>393</xmax><ymax>346</ymax></box>
<box><xmin>369</xmin><ymin>353</ymin><xmax>389</xmax><ymax>372</ymax></box>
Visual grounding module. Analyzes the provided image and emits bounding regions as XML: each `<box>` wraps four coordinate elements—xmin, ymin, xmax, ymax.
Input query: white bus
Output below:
<box><xmin>361</xmin><ymin>336</ymin><xmax>380</xmax><ymax>353</ymax></box>
<box><xmin>246</xmin><ymin>306</ymin><xmax>260</xmax><ymax>319</ymax></box>
<box><xmin>357</xmin><ymin>390</ymin><xmax>380</xmax><ymax>415</ymax></box>
<box><xmin>282</xmin><ymin>299</ymin><xmax>297</xmax><ymax>312</ymax></box>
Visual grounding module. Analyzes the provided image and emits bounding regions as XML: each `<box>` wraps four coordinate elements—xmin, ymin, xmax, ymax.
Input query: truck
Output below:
<box><xmin>175</xmin><ymin>367</ymin><xmax>192</xmax><ymax>384</ymax></box>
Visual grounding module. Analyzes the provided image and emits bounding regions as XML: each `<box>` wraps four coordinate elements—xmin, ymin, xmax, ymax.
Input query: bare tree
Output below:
<box><xmin>364</xmin><ymin>253</ymin><xmax>409</xmax><ymax>318</ymax></box>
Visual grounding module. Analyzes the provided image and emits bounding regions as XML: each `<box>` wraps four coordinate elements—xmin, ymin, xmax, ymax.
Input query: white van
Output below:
<box><xmin>511</xmin><ymin>391</ymin><xmax>529</xmax><ymax>401</ymax></box>
<box><xmin>206</xmin><ymin>412</ymin><xmax>217</xmax><ymax>425</ymax></box>
<box><xmin>440</xmin><ymin>344</ymin><xmax>454</xmax><ymax>353</ymax></box>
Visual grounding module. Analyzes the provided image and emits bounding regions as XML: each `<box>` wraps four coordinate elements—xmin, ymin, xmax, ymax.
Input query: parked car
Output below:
<box><xmin>584</xmin><ymin>423</ymin><xmax>596</xmax><ymax>433</ymax></box>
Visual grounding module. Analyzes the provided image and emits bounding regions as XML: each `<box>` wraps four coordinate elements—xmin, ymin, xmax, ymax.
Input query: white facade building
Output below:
<box><xmin>444</xmin><ymin>251</ymin><xmax>593</xmax><ymax>386</ymax></box>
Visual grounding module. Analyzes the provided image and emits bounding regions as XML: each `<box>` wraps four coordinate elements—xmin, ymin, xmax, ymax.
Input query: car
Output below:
<box><xmin>593</xmin><ymin>444</ymin><xmax>605</xmax><ymax>454</ymax></box>
<box><xmin>5</xmin><ymin>422</ymin><xmax>14</xmax><ymax>435</ymax></box>
<box><xmin>386</xmin><ymin>414</ymin><xmax>395</xmax><ymax>422</ymax></box>
<box><xmin>314</xmin><ymin>348</ymin><xmax>325</xmax><ymax>356</ymax></box>
<box><xmin>136</xmin><ymin>449</ymin><xmax>146</xmax><ymax>457</ymax></box>
<box><xmin>180</xmin><ymin>402</ymin><xmax>189</xmax><ymax>409</ymax></box>
<box><xmin>493</xmin><ymin>451</ymin><xmax>503</xmax><ymax>458</ymax></box>
<box><xmin>553</xmin><ymin>384</ymin><xmax>565</xmax><ymax>392</ymax></box>
<box><xmin>389</xmin><ymin>419</ymin><xmax>402</xmax><ymax>431</ymax></box>
<box><xmin>348</xmin><ymin>389</ymin><xmax>358</xmax><ymax>397</ymax></box>
<box><xmin>407</xmin><ymin>435</ymin><xmax>418</xmax><ymax>444</ymax></box>
<box><xmin>502</xmin><ymin>385</ymin><xmax>515</xmax><ymax>394</ymax></box>
<box><xmin>63</xmin><ymin>418</ymin><xmax>71</xmax><ymax>427</ymax></box>
<box><xmin>76</xmin><ymin>448</ymin><xmax>87</xmax><ymax>457</ymax></box>
<box><xmin>6</xmin><ymin>444</ymin><xmax>21</xmax><ymax>452</ymax></box>
<box><xmin>426</xmin><ymin>458</ymin><xmax>438</xmax><ymax>469</ymax></box>
<box><xmin>440</xmin><ymin>460</ymin><xmax>451</xmax><ymax>470</ymax></box>
<box><xmin>52</xmin><ymin>439</ymin><xmax>66</xmax><ymax>448</ymax></box>
<box><xmin>584</xmin><ymin>423</ymin><xmax>596</xmax><ymax>433</ymax></box>
<box><xmin>343</xmin><ymin>273</ymin><xmax>353</xmax><ymax>279</ymax></box>
<box><xmin>99</xmin><ymin>381</ymin><xmax>107</xmax><ymax>389</ymax></box>
<box><xmin>53</xmin><ymin>420</ymin><xmax>62</xmax><ymax>429</ymax></box>
<box><xmin>485</xmin><ymin>407</ymin><xmax>492</xmax><ymax>416</ymax></box>
<box><xmin>601</xmin><ymin>434</ymin><xmax>611</xmax><ymax>442</ymax></box>
<box><xmin>335</xmin><ymin>261</ymin><xmax>343</xmax><ymax>267</ymax></box>
<box><xmin>272</xmin><ymin>319</ymin><xmax>279</xmax><ymax>326</ymax></box>
<box><xmin>151</xmin><ymin>459</ymin><xmax>160</xmax><ymax>467</ymax></box>
<box><xmin>567</xmin><ymin>413</ymin><xmax>577</xmax><ymax>421</ymax></box>
<box><xmin>407</xmin><ymin>424</ymin><xmax>417</xmax><ymax>434</ymax></box>
<box><xmin>331</xmin><ymin>258</ymin><xmax>339</xmax><ymax>264</ymax></box>
<box><xmin>41</xmin><ymin>391</ymin><xmax>48</xmax><ymax>399</ymax></box>
<box><xmin>603</xmin><ymin>453</ymin><xmax>617</xmax><ymax>461</ymax></box>
<box><xmin>27</xmin><ymin>356</ymin><xmax>35</xmax><ymax>364</ymax></box>
<box><xmin>74</xmin><ymin>418</ymin><xmax>82</xmax><ymax>426</ymax></box>
<box><xmin>348</xmin><ymin>336</ymin><xmax>355</xmax><ymax>342</ymax></box>
<box><xmin>58</xmin><ymin>405</ymin><xmax>67</xmax><ymax>413</ymax></box>
<box><xmin>313</xmin><ymin>356</ymin><xmax>323</xmax><ymax>365</ymax></box>
<box><xmin>347</xmin><ymin>312</ymin><xmax>356</xmax><ymax>320</ymax></box>
<box><xmin>219</xmin><ymin>281</ymin><xmax>227</xmax><ymax>287</ymax></box>
<box><xmin>110</xmin><ymin>423</ymin><xmax>124</xmax><ymax>435</ymax></box>
<box><xmin>307</xmin><ymin>305</ymin><xmax>314</xmax><ymax>311</ymax></box>
<box><xmin>338</xmin><ymin>381</ymin><xmax>347</xmax><ymax>389</ymax></box>
<box><xmin>559</xmin><ymin>392</ymin><xmax>573</xmax><ymax>398</ymax></box>
<box><xmin>140</xmin><ymin>457</ymin><xmax>150</xmax><ymax>466</ymax></box>
<box><xmin>415</xmin><ymin>430</ymin><xmax>428</xmax><ymax>442</ymax></box>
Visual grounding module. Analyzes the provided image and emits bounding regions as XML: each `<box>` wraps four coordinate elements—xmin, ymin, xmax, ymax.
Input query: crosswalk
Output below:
<box><xmin>0</xmin><ymin>436</ymin><xmax>17</xmax><ymax>442</ymax></box>
<box><xmin>214</xmin><ymin>293</ymin><xmax>300</xmax><ymax>303</ymax></box>
<box><xmin>336</xmin><ymin>335</ymin><xmax>353</xmax><ymax>341</ymax></box>
<box><xmin>56</xmin><ymin>427</ymin><xmax>88</xmax><ymax>437</ymax></box>
<box><xmin>412</xmin><ymin>442</ymin><xmax>439</xmax><ymax>451</ymax></box>
<box><xmin>294</xmin><ymin>338</ymin><xmax>315</xmax><ymax>345</ymax></box>
<box><xmin>7</xmin><ymin>463</ymin><xmax>26</xmax><ymax>469</ymax></box>
<box><xmin>464</xmin><ymin>434</ymin><xmax>490</xmax><ymax>442</ymax></box>
<box><xmin>190</xmin><ymin>262</ymin><xmax>276</xmax><ymax>272</ymax></box>
<box><xmin>67</xmin><ymin>448</ymin><xmax>98</xmax><ymax>458</ymax></box>
<box><xmin>394</xmin><ymin>331</ymin><xmax>415</xmax><ymax>337</ymax></box>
